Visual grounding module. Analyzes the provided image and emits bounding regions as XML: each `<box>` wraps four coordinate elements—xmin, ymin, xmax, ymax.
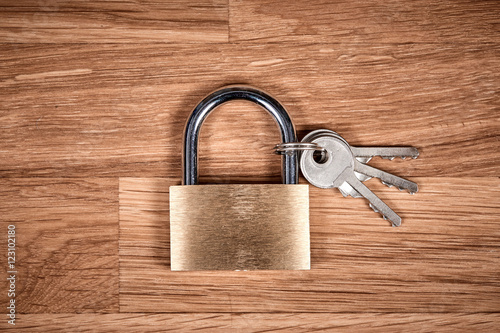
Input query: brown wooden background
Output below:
<box><xmin>1</xmin><ymin>0</ymin><xmax>499</xmax><ymax>331</ymax></box>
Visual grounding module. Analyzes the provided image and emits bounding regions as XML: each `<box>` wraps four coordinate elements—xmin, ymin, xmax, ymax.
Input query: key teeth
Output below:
<box><xmin>381</xmin><ymin>181</ymin><xmax>393</xmax><ymax>188</ymax></box>
<box><xmin>369</xmin><ymin>203</ymin><xmax>393</xmax><ymax>224</ymax></box>
<box><xmin>369</xmin><ymin>203</ymin><xmax>380</xmax><ymax>214</ymax></box>
<box><xmin>380</xmin><ymin>155</ymin><xmax>419</xmax><ymax>160</ymax></box>
<box><xmin>402</xmin><ymin>154</ymin><xmax>420</xmax><ymax>160</ymax></box>
<box><xmin>400</xmin><ymin>186</ymin><xmax>417</xmax><ymax>194</ymax></box>
<box><xmin>381</xmin><ymin>179</ymin><xmax>418</xmax><ymax>195</ymax></box>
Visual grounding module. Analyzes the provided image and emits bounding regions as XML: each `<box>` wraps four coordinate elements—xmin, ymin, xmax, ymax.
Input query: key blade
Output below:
<box><xmin>344</xmin><ymin>172</ymin><xmax>402</xmax><ymax>227</ymax></box>
<box><xmin>351</xmin><ymin>147</ymin><xmax>419</xmax><ymax>159</ymax></box>
<box><xmin>353</xmin><ymin>160</ymin><xmax>419</xmax><ymax>194</ymax></box>
<box><xmin>338</xmin><ymin>182</ymin><xmax>364</xmax><ymax>198</ymax></box>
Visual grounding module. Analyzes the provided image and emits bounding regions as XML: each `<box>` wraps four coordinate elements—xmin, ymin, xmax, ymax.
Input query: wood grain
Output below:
<box><xmin>1</xmin><ymin>0</ymin><xmax>499</xmax><ymax>330</ymax></box>
<box><xmin>0</xmin><ymin>0</ymin><xmax>228</xmax><ymax>43</ymax></box>
<box><xmin>0</xmin><ymin>43</ymin><xmax>498</xmax><ymax>178</ymax></box>
<box><xmin>2</xmin><ymin>313</ymin><xmax>500</xmax><ymax>332</ymax></box>
<box><xmin>230</xmin><ymin>0</ymin><xmax>500</xmax><ymax>44</ymax></box>
<box><xmin>0</xmin><ymin>178</ymin><xmax>119</xmax><ymax>314</ymax></box>
<box><xmin>119</xmin><ymin>177</ymin><xmax>500</xmax><ymax>313</ymax></box>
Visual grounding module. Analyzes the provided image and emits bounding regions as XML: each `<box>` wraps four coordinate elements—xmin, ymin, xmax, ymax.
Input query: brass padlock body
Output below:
<box><xmin>170</xmin><ymin>184</ymin><xmax>310</xmax><ymax>271</ymax></box>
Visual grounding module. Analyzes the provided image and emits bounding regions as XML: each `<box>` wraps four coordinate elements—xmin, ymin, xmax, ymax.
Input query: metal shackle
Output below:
<box><xmin>182</xmin><ymin>86</ymin><xmax>299</xmax><ymax>185</ymax></box>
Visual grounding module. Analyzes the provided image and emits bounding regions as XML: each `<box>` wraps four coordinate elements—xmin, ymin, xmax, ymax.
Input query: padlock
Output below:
<box><xmin>170</xmin><ymin>86</ymin><xmax>310</xmax><ymax>271</ymax></box>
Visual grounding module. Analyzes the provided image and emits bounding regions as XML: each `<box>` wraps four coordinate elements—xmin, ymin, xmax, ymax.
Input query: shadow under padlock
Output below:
<box><xmin>169</xmin><ymin>86</ymin><xmax>310</xmax><ymax>271</ymax></box>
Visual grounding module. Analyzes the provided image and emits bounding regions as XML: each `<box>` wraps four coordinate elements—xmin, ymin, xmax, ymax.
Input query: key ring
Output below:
<box><xmin>274</xmin><ymin>142</ymin><xmax>325</xmax><ymax>154</ymax></box>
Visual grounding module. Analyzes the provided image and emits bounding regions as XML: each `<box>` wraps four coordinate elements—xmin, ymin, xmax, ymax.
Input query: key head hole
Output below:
<box><xmin>313</xmin><ymin>149</ymin><xmax>328</xmax><ymax>164</ymax></box>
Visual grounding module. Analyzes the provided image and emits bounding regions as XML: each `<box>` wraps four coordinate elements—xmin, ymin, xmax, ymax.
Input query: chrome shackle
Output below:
<box><xmin>182</xmin><ymin>86</ymin><xmax>299</xmax><ymax>185</ymax></box>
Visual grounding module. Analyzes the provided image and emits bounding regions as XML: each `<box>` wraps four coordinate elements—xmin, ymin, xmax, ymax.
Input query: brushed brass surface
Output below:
<box><xmin>170</xmin><ymin>184</ymin><xmax>310</xmax><ymax>271</ymax></box>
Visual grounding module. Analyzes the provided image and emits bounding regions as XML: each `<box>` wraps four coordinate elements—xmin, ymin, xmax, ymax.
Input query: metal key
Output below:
<box><xmin>353</xmin><ymin>160</ymin><xmax>418</xmax><ymax>194</ymax></box>
<box><xmin>351</xmin><ymin>147</ymin><xmax>419</xmax><ymax>160</ymax></box>
<box><xmin>301</xmin><ymin>129</ymin><xmax>419</xmax><ymax>198</ymax></box>
<box><xmin>340</xmin><ymin>170</ymin><xmax>402</xmax><ymax>226</ymax></box>
<box><xmin>301</xmin><ymin>130</ymin><xmax>370</xmax><ymax>198</ymax></box>
<box><xmin>300</xmin><ymin>133</ymin><xmax>418</xmax><ymax>226</ymax></box>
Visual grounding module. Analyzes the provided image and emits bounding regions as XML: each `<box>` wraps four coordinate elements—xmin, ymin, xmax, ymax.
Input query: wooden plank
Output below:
<box><xmin>0</xmin><ymin>0</ymin><xmax>228</xmax><ymax>43</ymax></box>
<box><xmin>0</xmin><ymin>43</ymin><xmax>498</xmax><ymax>178</ymax></box>
<box><xmin>230</xmin><ymin>0</ymin><xmax>500</xmax><ymax>44</ymax></box>
<box><xmin>0</xmin><ymin>0</ymin><xmax>498</xmax><ymax>330</ymax></box>
<box><xmin>2</xmin><ymin>313</ymin><xmax>500</xmax><ymax>332</ymax></box>
<box><xmin>0</xmin><ymin>178</ymin><xmax>119</xmax><ymax>313</ymax></box>
<box><xmin>119</xmin><ymin>177</ymin><xmax>500</xmax><ymax>313</ymax></box>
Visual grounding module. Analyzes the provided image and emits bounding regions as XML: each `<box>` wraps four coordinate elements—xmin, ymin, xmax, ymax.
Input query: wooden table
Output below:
<box><xmin>1</xmin><ymin>0</ymin><xmax>499</xmax><ymax>331</ymax></box>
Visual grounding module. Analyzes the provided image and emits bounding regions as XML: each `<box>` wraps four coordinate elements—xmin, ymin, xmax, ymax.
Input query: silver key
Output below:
<box><xmin>353</xmin><ymin>161</ymin><xmax>418</xmax><ymax>194</ymax></box>
<box><xmin>302</xmin><ymin>129</ymin><xmax>419</xmax><ymax>162</ymax></box>
<box><xmin>351</xmin><ymin>147</ymin><xmax>419</xmax><ymax>160</ymax></box>
<box><xmin>301</xmin><ymin>129</ymin><xmax>419</xmax><ymax>198</ymax></box>
<box><xmin>340</xmin><ymin>170</ymin><xmax>402</xmax><ymax>226</ymax></box>
<box><xmin>300</xmin><ymin>134</ymin><xmax>417</xmax><ymax>226</ymax></box>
